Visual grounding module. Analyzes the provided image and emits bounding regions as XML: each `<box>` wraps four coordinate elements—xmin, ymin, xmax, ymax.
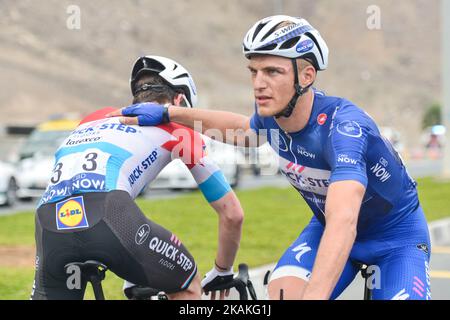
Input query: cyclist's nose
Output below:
<box><xmin>253</xmin><ymin>72</ymin><xmax>268</xmax><ymax>91</ymax></box>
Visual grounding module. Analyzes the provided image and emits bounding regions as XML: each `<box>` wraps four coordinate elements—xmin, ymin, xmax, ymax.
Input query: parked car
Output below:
<box><xmin>0</xmin><ymin>161</ymin><xmax>18</xmax><ymax>206</ymax></box>
<box><xmin>16</xmin><ymin>119</ymin><xmax>79</xmax><ymax>200</ymax></box>
<box><xmin>149</xmin><ymin>137</ymin><xmax>244</xmax><ymax>191</ymax></box>
<box><xmin>239</xmin><ymin>142</ymin><xmax>280</xmax><ymax>176</ymax></box>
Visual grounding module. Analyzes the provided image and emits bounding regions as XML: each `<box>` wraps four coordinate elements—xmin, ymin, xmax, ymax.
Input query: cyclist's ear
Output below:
<box><xmin>298</xmin><ymin>59</ymin><xmax>316</xmax><ymax>88</ymax></box>
<box><xmin>172</xmin><ymin>93</ymin><xmax>184</xmax><ymax>107</ymax></box>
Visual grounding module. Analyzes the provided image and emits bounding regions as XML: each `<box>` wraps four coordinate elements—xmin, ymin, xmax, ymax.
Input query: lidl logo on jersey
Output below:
<box><xmin>55</xmin><ymin>196</ymin><xmax>89</xmax><ymax>230</ymax></box>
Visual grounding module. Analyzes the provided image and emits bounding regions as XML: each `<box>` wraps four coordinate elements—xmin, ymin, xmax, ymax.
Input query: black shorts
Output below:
<box><xmin>31</xmin><ymin>190</ymin><xmax>197</xmax><ymax>300</ymax></box>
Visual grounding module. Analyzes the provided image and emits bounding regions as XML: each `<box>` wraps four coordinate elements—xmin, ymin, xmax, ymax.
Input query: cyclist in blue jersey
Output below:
<box><xmin>109</xmin><ymin>16</ymin><xmax>431</xmax><ymax>300</ymax></box>
<box><xmin>31</xmin><ymin>56</ymin><xmax>244</xmax><ymax>300</ymax></box>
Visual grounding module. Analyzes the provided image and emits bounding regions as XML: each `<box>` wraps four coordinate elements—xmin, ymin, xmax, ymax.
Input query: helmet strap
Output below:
<box><xmin>275</xmin><ymin>59</ymin><xmax>311</xmax><ymax>119</ymax></box>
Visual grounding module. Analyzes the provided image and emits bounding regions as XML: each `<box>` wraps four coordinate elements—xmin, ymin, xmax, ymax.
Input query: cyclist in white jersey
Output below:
<box><xmin>110</xmin><ymin>16</ymin><xmax>432</xmax><ymax>300</ymax></box>
<box><xmin>31</xmin><ymin>56</ymin><xmax>244</xmax><ymax>300</ymax></box>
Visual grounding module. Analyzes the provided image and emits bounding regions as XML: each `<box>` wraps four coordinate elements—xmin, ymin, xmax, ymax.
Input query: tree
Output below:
<box><xmin>422</xmin><ymin>103</ymin><xmax>442</xmax><ymax>129</ymax></box>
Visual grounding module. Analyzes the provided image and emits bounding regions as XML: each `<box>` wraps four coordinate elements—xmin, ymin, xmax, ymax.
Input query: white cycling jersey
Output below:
<box><xmin>38</xmin><ymin>107</ymin><xmax>231</xmax><ymax>207</ymax></box>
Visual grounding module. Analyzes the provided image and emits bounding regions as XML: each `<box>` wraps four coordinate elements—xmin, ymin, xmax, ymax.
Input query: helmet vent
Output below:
<box><xmin>141</xmin><ymin>58</ymin><xmax>165</xmax><ymax>72</ymax></box>
<box><xmin>255</xmin><ymin>43</ymin><xmax>277</xmax><ymax>51</ymax></box>
<box><xmin>280</xmin><ymin>36</ymin><xmax>300</xmax><ymax>50</ymax></box>
<box><xmin>260</xmin><ymin>22</ymin><xmax>284</xmax><ymax>42</ymax></box>
<box><xmin>252</xmin><ymin>22</ymin><xmax>269</xmax><ymax>42</ymax></box>
<box><xmin>173</xmin><ymin>73</ymin><xmax>189</xmax><ymax>80</ymax></box>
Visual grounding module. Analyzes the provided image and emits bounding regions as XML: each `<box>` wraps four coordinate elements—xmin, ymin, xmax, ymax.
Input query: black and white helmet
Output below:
<box><xmin>243</xmin><ymin>15</ymin><xmax>328</xmax><ymax>71</ymax></box>
<box><xmin>130</xmin><ymin>55</ymin><xmax>198</xmax><ymax>107</ymax></box>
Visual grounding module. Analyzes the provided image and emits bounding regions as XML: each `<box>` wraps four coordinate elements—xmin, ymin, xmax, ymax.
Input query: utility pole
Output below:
<box><xmin>443</xmin><ymin>0</ymin><xmax>450</xmax><ymax>177</ymax></box>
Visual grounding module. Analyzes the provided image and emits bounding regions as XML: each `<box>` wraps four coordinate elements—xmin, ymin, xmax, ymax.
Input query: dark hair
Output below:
<box><xmin>132</xmin><ymin>74</ymin><xmax>178</xmax><ymax>104</ymax></box>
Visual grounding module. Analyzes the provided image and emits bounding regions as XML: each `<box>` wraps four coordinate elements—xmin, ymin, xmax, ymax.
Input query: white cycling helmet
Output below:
<box><xmin>130</xmin><ymin>55</ymin><xmax>198</xmax><ymax>107</ymax></box>
<box><xmin>243</xmin><ymin>15</ymin><xmax>328</xmax><ymax>71</ymax></box>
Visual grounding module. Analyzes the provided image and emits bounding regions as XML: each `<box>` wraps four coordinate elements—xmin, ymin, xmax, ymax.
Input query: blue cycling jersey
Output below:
<box><xmin>250</xmin><ymin>90</ymin><xmax>419</xmax><ymax>237</ymax></box>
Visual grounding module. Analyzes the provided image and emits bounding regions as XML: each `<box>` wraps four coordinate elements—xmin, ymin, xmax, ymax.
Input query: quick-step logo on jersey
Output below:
<box><xmin>128</xmin><ymin>149</ymin><xmax>159</xmax><ymax>187</ymax></box>
<box><xmin>71</xmin><ymin>122</ymin><xmax>138</xmax><ymax>137</ymax></box>
<box><xmin>280</xmin><ymin>158</ymin><xmax>330</xmax><ymax>196</ymax></box>
<box><xmin>148</xmin><ymin>236</ymin><xmax>193</xmax><ymax>271</ymax></box>
<box><xmin>55</xmin><ymin>196</ymin><xmax>89</xmax><ymax>230</ymax></box>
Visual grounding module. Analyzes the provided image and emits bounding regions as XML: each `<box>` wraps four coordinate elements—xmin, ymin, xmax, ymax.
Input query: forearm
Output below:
<box><xmin>211</xmin><ymin>193</ymin><xmax>244</xmax><ymax>270</ymax></box>
<box><xmin>168</xmin><ymin>106</ymin><xmax>256</xmax><ymax>147</ymax></box>
<box><xmin>302</xmin><ymin>219</ymin><xmax>357</xmax><ymax>299</ymax></box>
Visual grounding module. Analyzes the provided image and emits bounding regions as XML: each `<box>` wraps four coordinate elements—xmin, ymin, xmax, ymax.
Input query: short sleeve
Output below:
<box><xmin>327</xmin><ymin>117</ymin><xmax>369</xmax><ymax>188</ymax></box>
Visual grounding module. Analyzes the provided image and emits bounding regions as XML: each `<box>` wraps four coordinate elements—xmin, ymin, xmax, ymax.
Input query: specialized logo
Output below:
<box><xmin>273</xmin><ymin>23</ymin><xmax>302</xmax><ymax>38</ymax></box>
<box><xmin>317</xmin><ymin>113</ymin><xmax>327</xmax><ymax>125</ymax></box>
<box><xmin>292</xmin><ymin>242</ymin><xmax>312</xmax><ymax>263</ymax></box>
<box><xmin>135</xmin><ymin>224</ymin><xmax>151</xmax><ymax>245</ymax></box>
<box><xmin>416</xmin><ymin>243</ymin><xmax>429</xmax><ymax>255</ymax></box>
<box><xmin>55</xmin><ymin>196</ymin><xmax>89</xmax><ymax>230</ymax></box>
<box><xmin>296</xmin><ymin>39</ymin><xmax>314</xmax><ymax>54</ymax></box>
<box><xmin>336</xmin><ymin>120</ymin><xmax>362</xmax><ymax>138</ymax></box>
<box><xmin>391</xmin><ymin>288</ymin><xmax>410</xmax><ymax>300</ymax></box>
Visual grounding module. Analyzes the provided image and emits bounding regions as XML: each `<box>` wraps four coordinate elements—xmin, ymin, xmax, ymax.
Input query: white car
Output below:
<box><xmin>15</xmin><ymin>119</ymin><xmax>79</xmax><ymax>200</ymax></box>
<box><xmin>238</xmin><ymin>142</ymin><xmax>280</xmax><ymax>176</ymax></box>
<box><xmin>149</xmin><ymin>137</ymin><xmax>244</xmax><ymax>190</ymax></box>
<box><xmin>16</xmin><ymin>153</ymin><xmax>55</xmax><ymax>200</ymax></box>
<box><xmin>0</xmin><ymin>161</ymin><xmax>18</xmax><ymax>206</ymax></box>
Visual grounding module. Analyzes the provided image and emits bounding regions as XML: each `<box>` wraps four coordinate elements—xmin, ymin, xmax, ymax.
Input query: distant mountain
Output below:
<box><xmin>0</xmin><ymin>0</ymin><xmax>441</xmax><ymax>148</ymax></box>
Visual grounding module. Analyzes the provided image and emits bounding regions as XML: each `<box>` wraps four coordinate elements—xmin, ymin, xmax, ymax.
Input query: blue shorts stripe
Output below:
<box><xmin>198</xmin><ymin>171</ymin><xmax>231</xmax><ymax>203</ymax></box>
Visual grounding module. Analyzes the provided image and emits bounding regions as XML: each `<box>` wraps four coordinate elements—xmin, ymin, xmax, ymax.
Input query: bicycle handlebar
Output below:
<box><xmin>205</xmin><ymin>263</ymin><xmax>257</xmax><ymax>300</ymax></box>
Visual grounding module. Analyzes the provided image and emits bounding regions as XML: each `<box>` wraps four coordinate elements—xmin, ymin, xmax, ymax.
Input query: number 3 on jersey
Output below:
<box><xmin>50</xmin><ymin>149</ymin><xmax>110</xmax><ymax>185</ymax></box>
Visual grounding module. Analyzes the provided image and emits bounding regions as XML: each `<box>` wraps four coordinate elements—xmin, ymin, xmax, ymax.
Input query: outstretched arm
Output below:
<box><xmin>302</xmin><ymin>180</ymin><xmax>365</xmax><ymax>300</ymax></box>
<box><xmin>108</xmin><ymin>104</ymin><xmax>261</xmax><ymax>147</ymax></box>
